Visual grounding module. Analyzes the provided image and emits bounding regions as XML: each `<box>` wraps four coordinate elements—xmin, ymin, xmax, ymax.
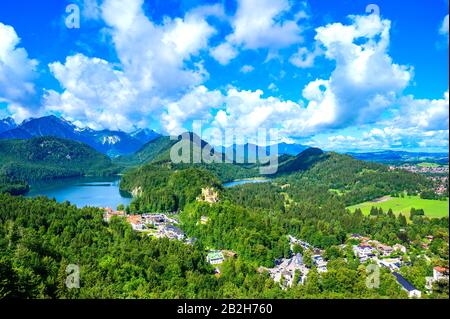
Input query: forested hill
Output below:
<box><xmin>0</xmin><ymin>137</ymin><xmax>119</xmax><ymax>181</ymax></box>
<box><xmin>120</xmin><ymin>164</ymin><xmax>222</xmax><ymax>212</ymax></box>
<box><xmin>114</xmin><ymin>136</ymin><xmax>178</xmax><ymax>166</ymax></box>
<box><xmin>114</xmin><ymin>133</ymin><xmax>225</xmax><ymax>167</ymax></box>
<box><xmin>277</xmin><ymin>151</ymin><xmax>433</xmax><ymax>206</ymax></box>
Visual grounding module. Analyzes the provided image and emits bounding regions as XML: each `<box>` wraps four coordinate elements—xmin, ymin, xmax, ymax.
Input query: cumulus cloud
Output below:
<box><xmin>210</xmin><ymin>42</ymin><xmax>238</xmax><ymax>65</ymax></box>
<box><xmin>228</xmin><ymin>0</ymin><xmax>304</xmax><ymax>50</ymax></box>
<box><xmin>45</xmin><ymin>0</ymin><xmax>219</xmax><ymax>130</ymax></box>
<box><xmin>285</xmin><ymin>14</ymin><xmax>412</xmax><ymax>134</ymax></box>
<box><xmin>160</xmin><ymin>86</ymin><xmax>223</xmax><ymax>135</ymax></box>
<box><xmin>327</xmin><ymin>126</ymin><xmax>449</xmax><ymax>151</ymax></box>
<box><xmin>289</xmin><ymin>45</ymin><xmax>322</xmax><ymax>68</ymax></box>
<box><xmin>44</xmin><ymin>54</ymin><xmax>153</xmax><ymax>131</ymax></box>
<box><xmin>0</xmin><ymin>22</ymin><xmax>38</xmax><ymax>121</ymax></box>
<box><xmin>395</xmin><ymin>91</ymin><xmax>449</xmax><ymax>131</ymax></box>
<box><xmin>211</xmin><ymin>88</ymin><xmax>303</xmax><ymax>137</ymax></box>
<box><xmin>101</xmin><ymin>0</ymin><xmax>215</xmax><ymax>96</ymax></box>
<box><xmin>240</xmin><ymin>65</ymin><xmax>255</xmax><ymax>73</ymax></box>
<box><xmin>210</xmin><ymin>0</ymin><xmax>306</xmax><ymax>64</ymax></box>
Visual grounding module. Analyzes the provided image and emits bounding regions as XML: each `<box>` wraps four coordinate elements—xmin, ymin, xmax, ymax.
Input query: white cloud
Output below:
<box><xmin>395</xmin><ymin>91</ymin><xmax>449</xmax><ymax>131</ymax></box>
<box><xmin>240</xmin><ymin>65</ymin><xmax>255</xmax><ymax>73</ymax></box>
<box><xmin>160</xmin><ymin>85</ymin><xmax>223</xmax><ymax>135</ymax></box>
<box><xmin>210</xmin><ymin>0</ymin><xmax>306</xmax><ymax>64</ymax></box>
<box><xmin>440</xmin><ymin>14</ymin><xmax>449</xmax><ymax>36</ymax></box>
<box><xmin>44</xmin><ymin>54</ymin><xmax>153</xmax><ymax>131</ymax></box>
<box><xmin>210</xmin><ymin>42</ymin><xmax>238</xmax><ymax>65</ymax></box>
<box><xmin>328</xmin><ymin>127</ymin><xmax>449</xmax><ymax>151</ymax></box>
<box><xmin>0</xmin><ymin>22</ymin><xmax>38</xmax><ymax>108</ymax></box>
<box><xmin>268</xmin><ymin>83</ymin><xmax>278</xmax><ymax>92</ymax></box>
<box><xmin>45</xmin><ymin>0</ymin><xmax>220</xmax><ymax>130</ymax></box>
<box><xmin>290</xmin><ymin>45</ymin><xmax>322</xmax><ymax>68</ymax></box>
<box><xmin>228</xmin><ymin>0</ymin><xmax>304</xmax><ymax>50</ymax></box>
<box><xmin>212</xmin><ymin>88</ymin><xmax>303</xmax><ymax>137</ymax></box>
<box><xmin>101</xmin><ymin>0</ymin><xmax>215</xmax><ymax>96</ymax></box>
<box><xmin>286</xmin><ymin>14</ymin><xmax>412</xmax><ymax>133</ymax></box>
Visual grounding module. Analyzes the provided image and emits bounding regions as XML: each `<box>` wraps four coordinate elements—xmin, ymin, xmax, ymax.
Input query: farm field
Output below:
<box><xmin>347</xmin><ymin>196</ymin><xmax>449</xmax><ymax>218</ymax></box>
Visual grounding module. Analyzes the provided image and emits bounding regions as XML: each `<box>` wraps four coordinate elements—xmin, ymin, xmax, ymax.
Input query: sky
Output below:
<box><xmin>0</xmin><ymin>0</ymin><xmax>448</xmax><ymax>152</ymax></box>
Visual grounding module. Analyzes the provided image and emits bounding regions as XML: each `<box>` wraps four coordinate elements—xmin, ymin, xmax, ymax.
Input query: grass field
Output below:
<box><xmin>417</xmin><ymin>162</ymin><xmax>441</xmax><ymax>168</ymax></box>
<box><xmin>347</xmin><ymin>196</ymin><xmax>449</xmax><ymax>218</ymax></box>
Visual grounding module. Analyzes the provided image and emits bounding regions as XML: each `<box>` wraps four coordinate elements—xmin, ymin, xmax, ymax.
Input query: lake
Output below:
<box><xmin>26</xmin><ymin>176</ymin><xmax>132</xmax><ymax>209</ymax></box>
<box><xmin>223</xmin><ymin>178</ymin><xmax>270</xmax><ymax>187</ymax></box>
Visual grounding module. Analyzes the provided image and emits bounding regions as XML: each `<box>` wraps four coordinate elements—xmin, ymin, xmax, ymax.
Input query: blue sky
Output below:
<box><xmin>0</xmin><ymin>0</ymin><xmax>448</xmax><ymax>151</ymax></box>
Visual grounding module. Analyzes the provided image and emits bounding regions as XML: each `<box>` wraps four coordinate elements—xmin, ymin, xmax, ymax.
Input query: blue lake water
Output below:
<box><xmin>26</xmin><ymin>176</ymin><xmax>132</xmax><ymax>209</ymax></box>
<box><xmin>223</xmin><ymin>178</ymin><xmax>270</xmax><ymax>187</ymax></box>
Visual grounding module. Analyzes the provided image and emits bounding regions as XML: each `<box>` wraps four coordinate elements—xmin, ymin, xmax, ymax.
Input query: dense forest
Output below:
<box><xmin>1</xmin><ymin>192</ymin><xmax>447</xmax><ymax>298</ymax></box>
<box><xmin>3</xmin><ymin>193</ymin><xmax>446</xmax><ymax>299</ymax></box>
<box><xmin>0</xmin><ymin>137</ymin><xmax>119</xmax><ymax>182</ymax></box>
<box><xmin>120</xmin><ymin>164</ymin><xmax>223</xmax><ymax>212</ymax></box>
<box><xmin>0</xmin><ymin>135</ymin><xmax>448</xmax><ymax>299</ymax></box>
<box><xmin>0</xmin><ymin>175</ymin><xmax>29</xmax><ymax>196</ymax></box>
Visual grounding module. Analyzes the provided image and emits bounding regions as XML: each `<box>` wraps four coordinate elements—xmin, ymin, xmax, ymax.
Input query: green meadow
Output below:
<box><xmin>417</xmin><ymin>162</ymin><xmax>441</xmax><ymax>168</ymax></box>
<box><xmin>347</xmin><ymin>196</ymin><xmax>449</xmax><ymax>218</ymax></box>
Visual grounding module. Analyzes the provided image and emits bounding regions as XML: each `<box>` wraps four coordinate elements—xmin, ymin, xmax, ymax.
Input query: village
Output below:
<box><xmin>256</xmin><ymin>233</ymin><xmax>448</xmax><ymax>298</ymax></box>
<box><xmin>390</xmin><ymin>164</ymin><xmax>449</xmax><ymax>195</ymax></box>
<box><xmin>103</xmin><ymin>208</ymin><xmax>187</xmax><ymax>241</ymax></box>
<box><xmin>102</xmin><ymin>206</ymin><xmax>448</xmax><ymax>299</ymax></box>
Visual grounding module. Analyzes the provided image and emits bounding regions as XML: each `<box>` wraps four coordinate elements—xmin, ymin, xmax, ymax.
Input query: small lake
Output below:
<box><xmin>223</xmin><ymin>178</ymin><xmax>270</xmax><ymax>188</ymax></box>
<box><xmin>26</xmin><ymin>176</ymin><xmax>132</xmax><ymax>209</ymax></box>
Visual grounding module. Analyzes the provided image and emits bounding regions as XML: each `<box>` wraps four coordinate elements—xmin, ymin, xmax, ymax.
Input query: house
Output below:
<box><xmin>393</xmin><ymin>272</ymin><xmax>422</xmax><ymax>298</ymax></box>
<box><xmin>393</xmin><ymin>244</ymin><xmax>407</xmax><ymax>254</ymax></box>
<box><xmin>103</xmin><ymin>209</ymin><xmax>126</xmax><ymax>222</ymax></box>
<box><xmin>353</xmin><ymin>243</ymin><xmax>376</xmax><ymax>262</ymax></box>
<box><xmin>433</xmin><ymin>266</ymin><xmax>449</xmax><ymax>281</ymax></box>
<box><xmin>142</xmin><ymin>213</ymin><xmax>166</xmax><ymax>225</ymax></box>
<box><xmin>377</xmin><ymin>244</ymin><xmax>394</xmax><ymax>256</ymax></box>
<box><xmin>426</xmin><ymin>266</ymin><xmax>449</xmax><ymax>292</ymax></box>
<box><xmin>268</xmin><ymin>253</ymin><xmax>307</xmax><ymax>288</ymax></box>
<box><xmin>207</xmin><ymin>251</ymin><xmax>225</xmax><ymax>265</ymax></box>
<box><xmin>161</xmin><ymin>224</ymin><xmax>185</xmax><ymax>240</ymax></box>
<box><xmin>200</xmin><ymin>216</ymin><xmax>209</xmax><ymax>225</ymax></box>
<box><xmin>127</xmin><ymin>214</ymin><xmax>145</xmax><ymax>230</ymax></box>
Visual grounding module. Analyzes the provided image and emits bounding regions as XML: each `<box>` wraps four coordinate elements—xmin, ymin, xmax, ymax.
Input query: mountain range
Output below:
<box><xmin>1</xmin><ymin>116</ymin><xmax>448</xmax><ymax>162</ymax></box>
<box><xmin>347</xmin><ymin>150</ymin><xmax>449</xmax><ymax>165</ymax></box>
<box><xmin>217</xmin><ymin>142</ymin><xmax>309</xmax><ymax>161</ymax></box>
<box><xmin>0</xmin><ymin>136</ymin><xmax>118</xmax><ymax>181</ymax></box>
<box><xmin>0</xmin><ymin>116</ymin><xmax>160</xmax><ymax>157</ymax></box>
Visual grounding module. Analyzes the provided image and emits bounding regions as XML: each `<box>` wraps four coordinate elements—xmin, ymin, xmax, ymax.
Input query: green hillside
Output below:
<box><xmin>0</xmin><ymin>137</ymin><xmax>119</xmax><ymax>181</ymax></box>
<box><xmin>120</xmin><ymin>163</ymin><xmax>222</xmax><ymax>212</ymax></box>
<box><xmin>114</xmin><ymin>136</ymin><xmax>178</xmax><ymax>166</ymax></box>
<box><xmin>115</xmin><ymin>133</ymin><xmax>262</xmax><ymax>182</ymax></box>
<box><xmin>274</xmin><ymin>152</ymin><xmax>433</xmax><ymax>206</ymax></box>
<box><xmin>347</xmin><ymin>196</ymin><xmax>449</xmax><ymax>219</ymax></box>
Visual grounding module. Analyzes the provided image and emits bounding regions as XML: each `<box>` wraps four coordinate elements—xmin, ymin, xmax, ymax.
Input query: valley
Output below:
<box><xmin>0</xmin><ymin>123</ymin><xmax>448</xmax><ymax>300</ymax></box>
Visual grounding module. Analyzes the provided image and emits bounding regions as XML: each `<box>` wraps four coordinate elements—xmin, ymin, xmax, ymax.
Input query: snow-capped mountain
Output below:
<box><xmin>130</xmin><ymin>128</ymin><xmax>161</xmax><ymax>145</ymax></box>
<box><xmin>0</xmin><ymin>115</ymin><xmax>161</xmax><ymax>157</ymax></box>
<box><xmin>0</xmin><ymin>117</ymin><xmax>17</xmax><ymax>134</ymax></box>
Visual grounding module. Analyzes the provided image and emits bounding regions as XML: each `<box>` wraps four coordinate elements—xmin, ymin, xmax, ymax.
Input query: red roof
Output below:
<box><xmin>434</xmin><ymin>266</ymin><xmax>449</xmax><ymax>273</ymax></box>
<box><xmin>127</xmin><ymin>215</ymin><xmax>142</xmax><ymax>225</ymax></box>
